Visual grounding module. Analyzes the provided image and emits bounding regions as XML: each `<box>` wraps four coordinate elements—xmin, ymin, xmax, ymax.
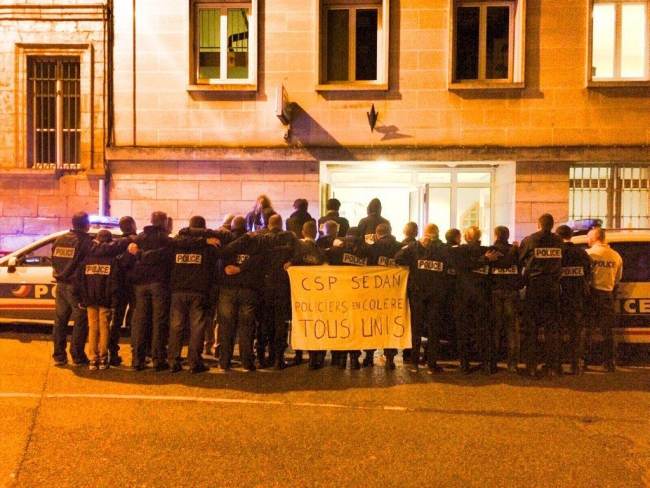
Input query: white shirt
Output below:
<box><xmin>586</xmin><ymin>242</ymin><xmax>623</xmax><ymax>292</ymax></box>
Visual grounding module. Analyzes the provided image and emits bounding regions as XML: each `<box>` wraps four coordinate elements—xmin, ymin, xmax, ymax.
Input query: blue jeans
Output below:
<box><xmin>52</xmin><ymin>282</ymin><xmax>88</xmax><ymax>363</ymax></box>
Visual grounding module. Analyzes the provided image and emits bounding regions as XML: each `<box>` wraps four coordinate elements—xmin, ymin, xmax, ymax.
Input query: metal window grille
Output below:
<box><xmin>570</xmin><ymin>165</ymin><xmax>650</xmax><ymax>228</ymax></box>
<box><xmin>27</xmin><ymin>56</ymin><xmax>81</xmax><ymax>170</ymax></box>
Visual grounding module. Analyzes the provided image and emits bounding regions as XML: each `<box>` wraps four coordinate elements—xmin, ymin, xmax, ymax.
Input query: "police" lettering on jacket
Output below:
<box><xmin>85</xmin><ymin>264</ymin><xmax>111</xmax><ymax>275</ymax></box>
<box><xmin>492</xmin><ymin>265</ymin><xmax>518</xmax><ymax>275</ymax></box>
<box><xmin>593</xmin><ymin>260</ymin><xmax>617</xmax><ymax>268</ymax></box>
<box><xmin>473</xmin><ymin>265</ymin><xmax>490</xmax><ymax>275</ymax></box>
<box><xmin>175</xmin><ymin>254</ymin><xmax>202</xmax><ymax>264</ymax></box>
<box><xmin>378</xmin><ymin>256</ymin><xmax>396</xmax><ymax>267</ymax></box>
<box><xmin>417</xmin><ymin>260</ymin><xmax>443</xmax><ymax>272</ymax></box>
<box><xmin>561</xmin><ymin>266</ymin><xmax>585</xmax><ymax>276</ymax></box>
<box><xmin>343</xmin><ymin>253</ymin><xmax>367</xmax><ymax>266</ymax></box>
<box><xmin>534</xmin><ymin>248</ymin><xmax>562</xmax><ymax>258</ymax></box>
<box><xmin>53</xmin><ymin>247</ymin><xmax>75</xmax><ymax>258</ymax></box>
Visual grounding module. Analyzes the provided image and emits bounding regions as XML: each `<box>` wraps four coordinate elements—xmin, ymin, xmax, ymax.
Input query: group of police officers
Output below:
<box><xmin>50</xmin><ymin>195</ymin><xmax>623</xmax><ymax>379</ymax></box>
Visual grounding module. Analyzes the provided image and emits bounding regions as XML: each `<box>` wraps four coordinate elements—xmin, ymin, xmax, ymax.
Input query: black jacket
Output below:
<box><xmin>368</xmin><ymin>235</ymin><xmax>402</xmax><ymax>266</ymax></box>
<box><xmin>260</xmin><ymin>229</ymin><xmax>300</xmax><ymax>290</ymax></box>
<box><xmin>170</xmin><ymin>227</ymin><xmax>219</xmax><ymax>294</ymax></box>
<box><xmin>215</xmin><ymin>233</ymin><xmax>266</xmax><ymax>290</ymax></box>
<box><xmin>74</xmin><ymin>239</ymin><xmax>130</xmax><ymax>308</ymax></box>
<box><xmin>395</xmin><ymin>238</ymin><xmax>449</xmax><ymax>295</ymax></box>
<box><xmin>357</xmin><ymin>213</ymin><xmax>390</xmax><ymax>244</ymax></box>
<box><xmin>52</xmin><ymin>230</ymin><xmax>95</xmax><ymax>284</ymax></box>
<box><xmin>489</xmin><ymin>240</ymin><xmax>522</xmax><ymax>292</ymax></box>
<box><xmin>318</xmin><ymin>211</ymin><xmax>350</xmax><ymax>238</ymax></box>
<box><xmin>559</xmin><ymin>241</ymin><xmax>592</xmax><ymax>300</ymax></box>
<box><xmin>291</xmin><ymin>239</ymin><xmax>327</xmax><ymax>266</ymax></box>
<box><xmin>519</xmin><ymin>230</ymin><xmax>563</xmax><ymax>284</ymax></box>
<box><xmin>327</xmin><ymin>236</ymin><xmax>369</xmax><ymax>266</ymax></box>
<box><xmin>131</xmin><ymin>225</ymin><xmax>173</xmax><ymax>286</ymax></box>
<box><xmin>286</xmin><ymin>210</ymin><xmax>315</xmax><ymax>239</ymax></box>
<box><xmin>453</xmin><ymin>241</ymin><xmax>491</xmax><ymax>299</ymax></box>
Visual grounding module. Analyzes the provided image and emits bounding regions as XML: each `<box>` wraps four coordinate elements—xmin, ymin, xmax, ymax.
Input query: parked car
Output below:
<box><xmin>572</xmin><ymin>229</ymin><xmax>650</xmax><ymax>346</ymax></box>
<box><xmin>0</xmin><ymin>216</ymin><xmax>122</xmax><ymax>325</ymax></box>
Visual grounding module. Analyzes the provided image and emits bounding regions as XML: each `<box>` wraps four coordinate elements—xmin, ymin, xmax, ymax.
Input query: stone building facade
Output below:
<box><xmin>1</xmin><ymin>0</ymin><xmax>649</xmax><ymax>250</ymax></box>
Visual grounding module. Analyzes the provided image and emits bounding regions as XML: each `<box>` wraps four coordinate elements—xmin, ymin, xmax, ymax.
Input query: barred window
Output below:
<box><xmin>26</xmin><ymin>56</ymin><xmax>81</xmax><ymax>170</ymax></box>
<box><xmin>569</xmin><ymin>165</ymin><xmax>650</xmax><ymax>228</ymax></box>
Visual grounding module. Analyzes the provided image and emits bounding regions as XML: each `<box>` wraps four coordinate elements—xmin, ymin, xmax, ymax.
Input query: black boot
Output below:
<box><xmin>338</xmin><ymin>354</ymin><xmax>347</xmax><ymax>370</ymax></box>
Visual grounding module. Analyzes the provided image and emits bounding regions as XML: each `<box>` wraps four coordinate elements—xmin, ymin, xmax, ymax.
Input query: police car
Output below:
<box><xmin>0</xmin><ymin>216</ymin><xmax>122</xmax><ymax>325</ymax></box>
<box><xmin>571</xmin><ymin>228</ymin><xmax>650</xmax><ymax>345</ymax></box>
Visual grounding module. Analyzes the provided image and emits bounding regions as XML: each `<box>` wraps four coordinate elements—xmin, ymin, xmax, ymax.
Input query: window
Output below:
<box><xmin>26</xmin><ymin>56</ymin><xmax>81</xmax><ymax>170</ymax></box>
<box><xmin>569</xmin><ymin>165</ymin><xmax>650</xmax><ymax>228</ymax></box>
<box><xmin>590</xmin><ymin>0</ymin><xmax>649</xmax><ymax>82</ymax></box>
<box><xmin>318</xmin><ymin>0</ymin><xmax>389</xmax><ymax>89</ymax></box>
<box><xmin>450</xmin><ymin>0</ymin><xmax>525</xmax><ymax>88</ymax></box>
<box><xmin>191</xmin><ymin>1</ymin><xmax>257</xmax><ymax>87</ymax></box>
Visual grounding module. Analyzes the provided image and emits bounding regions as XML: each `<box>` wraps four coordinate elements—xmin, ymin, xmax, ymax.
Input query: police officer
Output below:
<box><xmin>519</xmin><ymin>213</ymin><xmax>564</xmax><ymax>379</ymax></box>
<box><xmin>51</xmin><ymin>212</ymin><xmax>96</xmax><ymax>366</ymax></box>
<box><xmin>215</xmin><ymin>216</ymin><xmax>266</xmax><ymax>371</ymax></box>
<box><xmin>108</xmin><ymin>216</ymin><xmax>138</xmax><ymax>366</ymax></box>
<box><xmin>286</xmin><ymin>220</ymin><xmax>328</xmax><ymax>370</ymax></box>
<box><xmin>327</xmin><ymin>227</ymin><xmax>369</xmax><ymax>370</ymax></box>
<box><xmin>453</xmin><ymin>226</ymin><xmax>500</xmax><ymax>375</ymax></box>
<box><xmin>585</xmin><ymin>227</ymin><xmax>622</xmax><ymax>373</ymax></box>
<box><xmin>129</xmin><ymin>211</ymin><xmax>173</xmax><ymax>371</ymax></box>
<box><xmin>259</xmin><ymin>214</ymin><xmax>300</xmax><ymax>370</ymax></box>
<box><xmin>357</xmin><ymin>198</ymin><xmax>390</xmax><ymax>245</ymax></box>
<box><xmin>489</xmin><ymin>226</ymin><xmax>522</xmax><ymax>373</ymax></box>
<box><xmin>440</xmin><ymin>228</ymin><xmax>461</xmax><ymax>361</ymax></box>
<box><xmin>168</xmin><ymin>216</ymin><xmax>220</xmax><ymax>374</ymax></box>
<box><xmin>367</xmin><ymin>223</ymin><xmax>403</xmax><ymax>369</ymax></box>
<box><xmin>396</xmin><ymin>223</ymin><xmax>450</xmax><ymax>373</ymax></box>
<box><xmin>556</xmin><ymin>224</ymin><xmax>592</xmax><ymax>375</ymax></box>
<box><xmin>402</xmin><ymin>222</ymin><xmax>418</xmax><ymax>246</ymax></box>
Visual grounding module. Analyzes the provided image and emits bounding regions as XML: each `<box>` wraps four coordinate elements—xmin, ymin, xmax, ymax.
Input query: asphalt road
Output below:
<box><xmin>0</xmin><ymin>329</ymin><xmax>649</xmax><ymax>488</ymax></box>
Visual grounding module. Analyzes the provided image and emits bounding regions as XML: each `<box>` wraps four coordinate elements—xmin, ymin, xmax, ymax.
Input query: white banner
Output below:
<box><xmin>288</xmin><ymin>266</ymin><xmax>412</xmax><ymax>350</ymax></box>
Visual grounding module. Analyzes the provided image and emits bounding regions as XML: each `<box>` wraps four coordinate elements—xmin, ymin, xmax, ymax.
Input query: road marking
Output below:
<box><xmin>0</xmin><ymin>391</ymin><xmax>411</xmax><ymax>412</ymax></box>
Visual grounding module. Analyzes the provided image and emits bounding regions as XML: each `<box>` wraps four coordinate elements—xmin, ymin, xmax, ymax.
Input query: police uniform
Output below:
<box><xmin>519</xmin><ymin>229</ymin><xmax>564</xmax><ymax>377</ymax></box>
<box><xmin>327</xmin><ymin>231</ymin><xmax>369</xmax><ymax>369</ymax></box>
<box><xmin>215</xmin><ymin>232</ymin><xmax>266</xmax><ymax>371</ymax></box>
<box><xmin>395</xmin><ymin>237</ymin><xmax>449</xmax><ymax>372</ymax></box>
<box><xmin>368</xmin><ymin>233</ymin><xmax>405</xmax><ymax>369</ymax></box>
<box><xmin>74</xmin><ymin>239</ymin><xmax>129</xmax><ymax>368</ymax></box>
<box><xmin>51</xmin><ymin>229</ymin><xmax>97</xmax><ymax>365</ymax></box>
<box><xmin>258</xmin><ymin>228</ymin><xmax>300</xmax><ymax>369</ymax></box>
<box><xmin>585</xmin><ymin>241</ymin><xmax>623</xmax><ymax>371</ymax></box>
<box><xmin>167</xmin><ymin>227</ymin><xmax>219</xmax><ymax>373</ymax></box>
<box><xmin>559</xmin><ymin>240</ymin><xmax>591</xmax><ymax>373</ymax></box>
<box><xmin>290</xmin><ymin>238</ymin><xmax>328</xmax><ymax>369</ymax></box>
<box><xmin>130</xmin><ymin>225</ymin><xmax>173</xmax><ymax>370</ymax></box>
<box><xmin>489</xmin><ymin>239</ymin><xmax>522</xmax><ymax>372</ymax></box>
<box><xmin>453</xmin><ymin>241</ymin><xmax>493</xmax><ymax>374</ymax></box>
<box><xmin>109</xmin><ymin>231</ymin><xmax>137</xmax><ymax>365</ymax></box>
<box><xmin>357</xmin><ymin>213</ymin><xmax>390</xmax><ymax>245</ymax></box>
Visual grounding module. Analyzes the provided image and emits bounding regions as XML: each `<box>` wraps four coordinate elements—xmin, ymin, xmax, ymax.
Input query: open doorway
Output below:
<box><xmin>323</xmin><ymin>163</ymin><xmax>495</xmax><ymax>243</ymax></box>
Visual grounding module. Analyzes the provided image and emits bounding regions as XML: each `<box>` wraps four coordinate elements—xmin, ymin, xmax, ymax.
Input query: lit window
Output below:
<box><xmin>192</xmin><ymin>1</ymin><xmax>257</xmax><ymax>85</ymax></box>
<box><xmin>590</xmin><ymin>0</ymin><xmax>649</xmax><ymax>81</ymax></box>
<box><xmin>450</xmin><ymin>0</ymin><xmax>525</xmax><ymax>87</ymax></box>
<box><xmin>27</xmin><ymin>57</ymin><xmax>81</xmax><ymax>170</ymax></box>
<box><xmin>318</xmin><ymin>0</ymin><xmax>389</xmax><ymax>89</ymax></box>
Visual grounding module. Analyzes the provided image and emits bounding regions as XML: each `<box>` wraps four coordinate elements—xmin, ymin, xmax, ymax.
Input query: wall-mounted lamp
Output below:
<box><xmin>367</xmin><ymin>104</ymin><xmax>379</xmax><ymax>132</ymax></box>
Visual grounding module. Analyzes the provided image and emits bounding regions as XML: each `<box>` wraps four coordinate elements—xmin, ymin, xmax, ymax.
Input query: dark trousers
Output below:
<box><xmin>586</xmin><ymin>289</ymin><xmax>616</xmax><ymax>363</ymax></box>
<box><xmin>409</xmin><ymin>291</ymin><xmax>442</xmax><ymax>367</ymax></box>
<box><xmin>560</xmin><ymin>295</ymin><xmax>585</xmax><ymax>365</ymax></box>
<box><xmin>52</xmin><ymin>282</ymin><xmax>88</xmax><ymax>363</ymax></box>
<box><xmin>218</xmin><ymin>287</ymin><xmax>257</xmax><ymax>369</ymax></box>
<box><xmin>524</xmin><ymin>282</ymin><xmax>560</xmax><ymax>370</ymax></box>
<box><xmin>261</xmin><ymin>287</ymin><xmax>291</xmax><ymax>361</ymax></box>
<box><xmin>456</xmin><ymin>290</ymin><xmax>493</xmax><ymax>365</ymax></box>
<box><xmin>168</xmin><ymin>292</ymin><xmax>207</xmax><ymax>368</ymax></box>
<box><xmin>109</xmin><ymin>287</ymin><xmax>134</xmax><ymax>358</ymax></box>
<box><xmin>132</xmin><ymin>282</ymin><xmax>170</xmax><ymax>367</ymax></box>
<box><xmin>492</xmin><ymin>289</ymin><xmax>520</xmax><ymax>367</ymax></box>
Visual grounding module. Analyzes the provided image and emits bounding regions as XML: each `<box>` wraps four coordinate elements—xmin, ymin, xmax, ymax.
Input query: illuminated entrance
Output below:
<box><xmin>322</xmin><ymin>163</ymin><xmax>494</xmax><ymax>243</ymax></box>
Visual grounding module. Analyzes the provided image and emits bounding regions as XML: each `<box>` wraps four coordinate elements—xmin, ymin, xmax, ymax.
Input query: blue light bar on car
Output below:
<box><xmin>565</xmin><ymin>218</ymin><xmax>603</xmax><ymax>233</ymax></box>
<box><xmin>89</xmin><ymin>215</ymin><xmax>120</xmax><ymax>227</ymax></box>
